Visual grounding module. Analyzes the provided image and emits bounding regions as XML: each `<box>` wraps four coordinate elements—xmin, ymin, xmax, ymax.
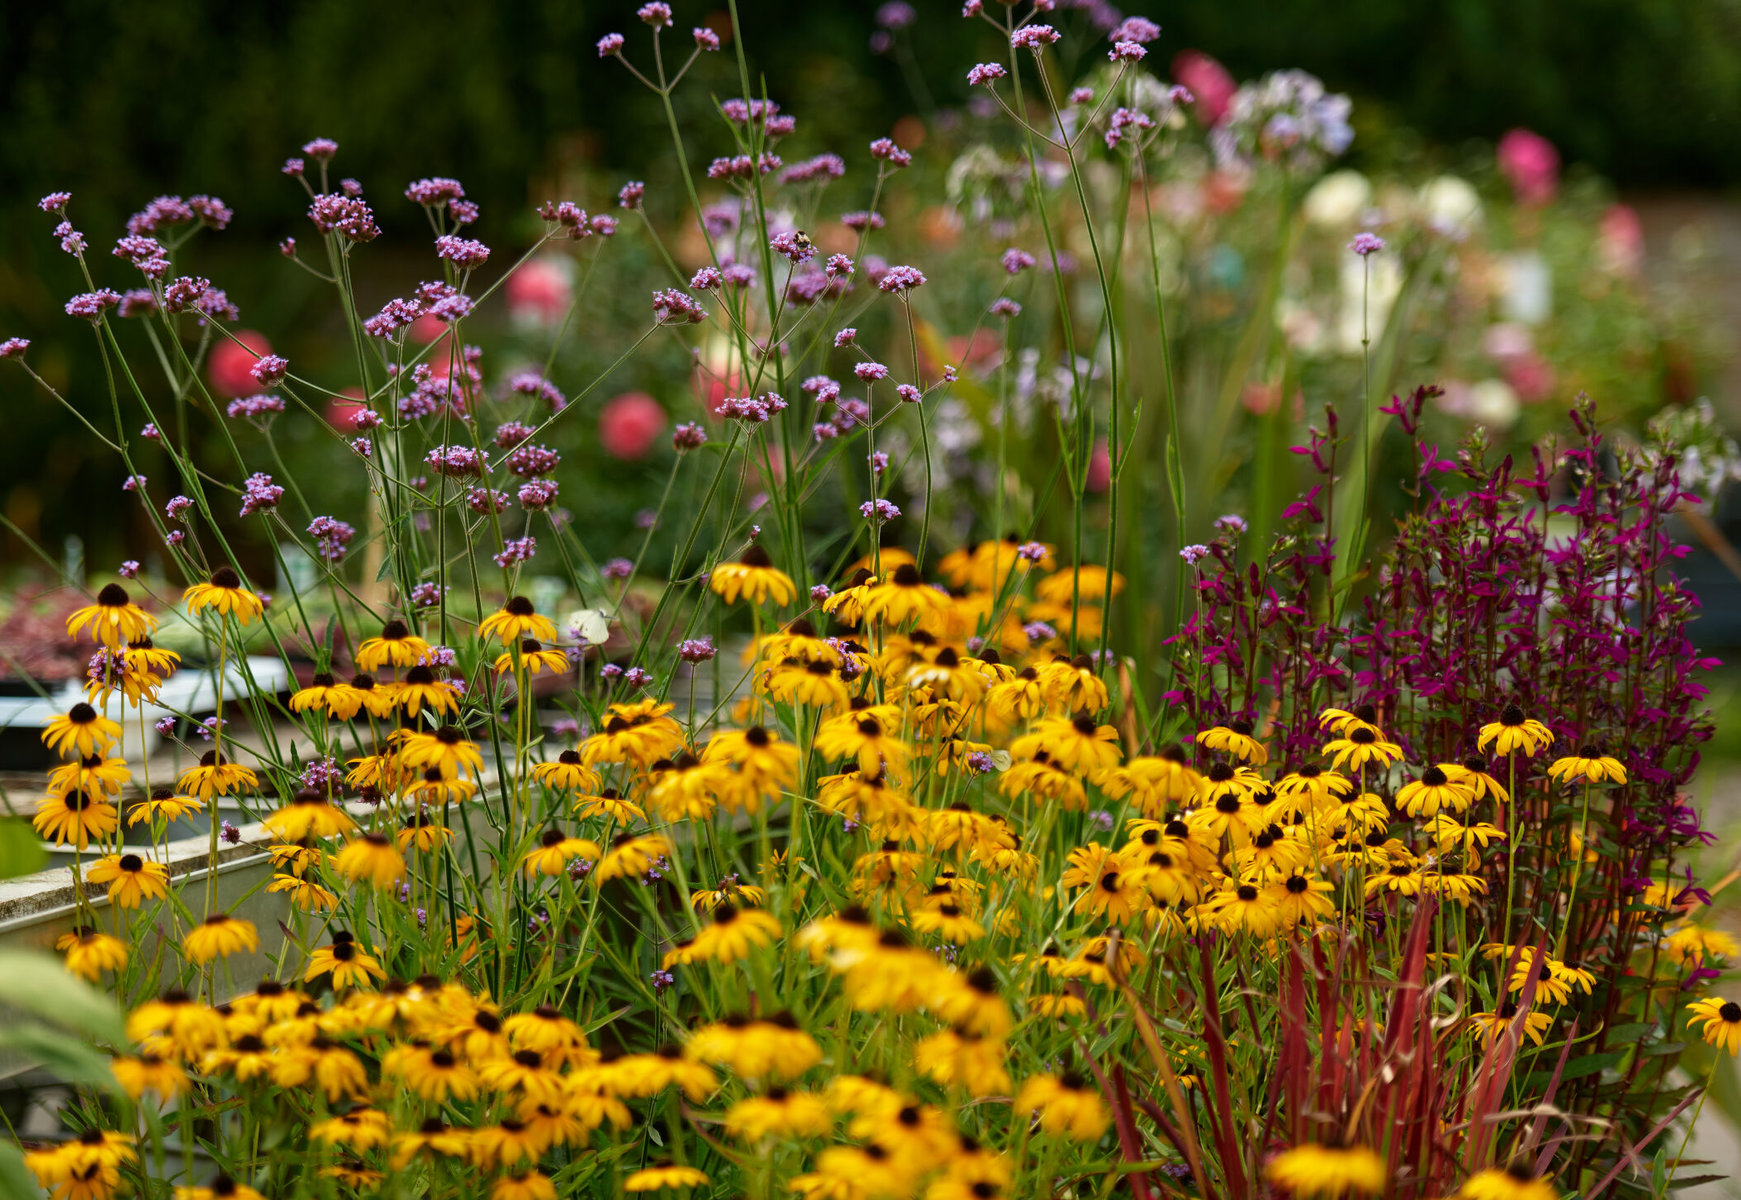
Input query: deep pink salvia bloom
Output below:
<box><xmin>597</xmin><ymin>32</ymin><xmax>625</xmax><ymax>56</ymax></box>
<box><xmin>250</xmin><ymin>354</ymin><xmax>289</xmax><ymax>387</ymax></box>
<box><xmin>877</xmin><ymin>265</ymin><xmax>926</xmax><ymax>293</ymax></box>
<box><xmin>435</xmin><ymin>235</ymin><xmax>490</xmax><ymax>268</ymax></box>
<box><xmin>1011</xmin><ymin>24</ymin><xmax>1060</xmax><ymax>50</ymax></box>
<box><xmin>967</xmin><ymin>62</ymin><xmax>1007</xmax><ymax>86</ymax></box>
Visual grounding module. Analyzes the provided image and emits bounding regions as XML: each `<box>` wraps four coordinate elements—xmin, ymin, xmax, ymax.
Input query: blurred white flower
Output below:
<box><xmin>1418</xmin><ymin>175</ymin><xmax>1482</xmax><ymax>240</ymax></box>
<box><xmin>1303</xmin><ymin>170</ymin><xmax>1371</xmax><ymax>227</ymax></box>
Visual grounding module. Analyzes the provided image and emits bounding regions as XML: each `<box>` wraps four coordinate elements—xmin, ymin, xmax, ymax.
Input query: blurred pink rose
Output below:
<box><xmin>601</xmin><ymin>391</ymin><xmax>668</xmax><ymax>459</ymax></box>
<box><xmin>327</xmin><ymin>386</ymin><xmax>369</xmax><ymax>431</ymax></box>
<box><xmin>1503</xmin><ymin>353</ymin><xmax>1556</xmax><ymax>403</ymax></box>
<box><xmin>1497</xmin><ymin>129</ymin><xmax>1559</xmax><ymax>207</ymax></box>
<box><xmin>1173</xmin><ymin>51</ymin><xmax>1237</xmax><ymax>126</ymax></box>
<box><xmin>1086</xmin><ymin>439</ymin><xmax>1111</xmax><ymax>493</ymax></box>
<box><xmin>507</xmin><ymin>257</ymin><xmax>572</xmax><ymax>324</ymax></box>
<box><xmin>408</xmin><ymin>314</ymin><xmax>448</xmax><ymax>345</ymax></box>
<box><xmin>208</xmin><ymin>330</ymin><xmax>271</xmax><ymax>397</ymax></box>
<box><xmin>1598</xmin><ymin>203</ymin><xmax>1644</xmax><ymax>276</ymax></box>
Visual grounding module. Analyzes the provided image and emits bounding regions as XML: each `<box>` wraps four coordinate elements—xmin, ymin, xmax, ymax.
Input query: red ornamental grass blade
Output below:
<box><xmin>1197</xmin><ymin>935</ymin><xmax>1249</xmax><ymax>1199</ymax></box>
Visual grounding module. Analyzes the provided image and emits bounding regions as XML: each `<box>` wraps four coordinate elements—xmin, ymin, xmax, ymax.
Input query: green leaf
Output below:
<box><xmin>0</xmin><ymin>1140</ymin><xmax>38</xmax><ymax>1199</ymax></box>
<box><xmin>0</xmin><ymin>818</ymin><xmax>46</xmax><ymax>879</ymax></box>
<box><xmin>0</xmin><ymin>1023</ymin><xmax>118</xmax><ymax>1089</ymax></box>
<box><xmin>0</xmin><ymin>950</ymin><xmax>124</xmax><ymax>1043</ymax></box>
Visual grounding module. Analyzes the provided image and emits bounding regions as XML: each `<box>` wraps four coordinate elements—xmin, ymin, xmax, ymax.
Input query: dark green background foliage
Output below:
<box><xmin>3</xmin><ymin>0</ymin><xmax>1738</xmax><ymax>570</ymax></box>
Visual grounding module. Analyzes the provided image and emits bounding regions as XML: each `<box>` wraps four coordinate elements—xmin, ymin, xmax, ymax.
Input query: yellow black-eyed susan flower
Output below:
<box><xmin>183</xmin><ymin>567</ymin><xmax>265</xmax><ymax>624</ymax></box>
<box><xmin>1395</xmin><ymin>764</ymin><xmax>1475</xmax><ymax>817</ymax></box>
<box><xmin>66</xmin><ymin>582</ymin><xmax>160</xmax><ymax>649</ymax></box>
<box><xmin>263</xmin><ymin>790</ymin><xmax>356</xmax><ymax>840</ymax></box>
<box><xmin>1196</xmin><ymin>718</ymin><xmax>1269</xmax><ymax>764</ymax></box>
<box><xmin>389</xmin><ymin>1119</ymin><xmax>472</xmax><ymax>1169</ymax></box>
<box><xmin>265</xmin><ymin>873</ymin><xmax>337</xmax><ymax>913</ymax></box>
<box><xmin>172</xmin><ymin>1175</ymin><xmax>266</xmax><ymax>1200</ymax></box>
<box><xmin>304</xmin><ymin>932</ymin><xmax>385</xmax><ymax>989</ymax></box>
<box><xmin>493</xmin><ymin>638</ymin><xmax>570</xmax><ymax>676</ymax></box>
<box><xmin>1264</xmin><ymin>1143</ymin><xmax>1387</xmax><ymax>1197</ymax></box>
<box><xmin>111</xmin><ymin>1054</ymin><xmax>188</xmax><ymax>1101</ymax></box>
<box><xmin>289</xmin><ymin>672</ymin><xmax>355</xmax><ymax>719</ymax></box>
<box><xmin>1457</xmin><ymin>1164</ymin><xmax>1560</xmax><ymax>1200</ymax></box>
<box><xmin>1320</xmin><ymin>725</ymin><xmax>1404</xmax><ymax>773</ymax></box>
<box><xmin>400</xmin><ymin>725</ymin><xmax>485</xmax><ymax>779</ymax></box>
<box><xmin>723</xmin><ymin>1086</ymin><xmax>833</xmax><ymax>1141</ymax></box>
<box><xmin>33</xmin><ymin>789</ymin><xmax>118</xmax><ymax>848</ymax></box>
<box><xmin>354</xmin><ymin>619</ymin><xmax>432</xmax><ymax>671</ymax></box>
<box><xmin>332</xmin><ymin>833</ymin><xmax>405</xmax><ymax>888</ymax></box>
<box><xmin>624</xmin><ymin>1164</ymin><xmax>710</xmax><ymax>1192</ymax></box>
<box><xmin>491</xmin><ymin>1171</ymin><xmax>558</xmax><ymax>1200</ymax></box>
<box><xmin>398</xmin><ymin>809</ymin><xmax>453</xmax><ymax>853</ymax></box>
<box><xmin>382</xmin><ymin>1043</ymin><xmax>480</xmax><ymax>1102</ymax></box>
<box><xmin>1477</xmin><ymin>704</ymin><xmax>1554</xmax><ymax>758</ymax></box>
<box><xmin>767</xmin><ymin>658</ymin><xmax>851</xmax><ymax>710</ymax></box>
<box><xmin>309</xmin><ymin>1108</ymin><xmax>392</xmax><ymax>1153</ymax></box>
<box><xmin>1687</xmin><ymin>997</ymin><xmax>1741</xmax><ymax>1055</ymax></box>
<box><xmin>48</xmin><ymin>753</ymin><xmax>130</xmax><ymax>800</ymax></box>
<box><xmin>56</xmin><ymin>927</ymin><xmax>128</xmax><ymax>981</ymax></box>
<box><xmin>85</xmin><ymin>852</ymin><xmax>169</xmax><ymax>909</ymax></box>
<box><xmin>183</xmin><ymin>913</ymin><xmax>260</xmax><ymax>964</ymax></box>
<box><xmin>521</xmin><ymin>828</ymin><xmax>602</xmax><ymax>877</ymax></box>
<box><xmin>1016</xmin><ymin>1071</ymin><xmax>1110</xmax><ymax>1141</ymax></box>
<box><xmin>1468</xmin><ymin>1001</ymin><xmax>1553</xmax><ymax>1047</ymax></box>
<box><xmin>594</xmin><ymin>833</ymin><xmax>672</xmax><ymax>884</ymax></box>
<box><xmin>671</xmin><ymin>903</ymin><xmax>782</xmax><ymax>965</ymax></box>
<box><xmin>478</xmin><ymin>595</ymin><xmax>559</xmax><ymax>644</ymax></box>
<box><xmin>710</xmin><ymin>545</ymin><xmax>797</xmax><ymax>607</ymax></box>
<box><xmin>1546</xmin><ymin>743</ymin><xmax>1627</xmax><ymax>786</ymax></box>
<box><xmin>42</xmin><ymin>702</ymin><xmax>122</xmax><ymax>760</ymax></box>
<box><xmin>393</xmin><ymin>664</ymin><xmax>461</xmax><ymax>716</ymax></box>
<box><xmin>531</xmin><ymin>749</ymin><xmax>602</xmax><ymax>793</ymax></box>
<box><xmin>177</xmin><ymin>751</ymin><xmax>259</xmax><ymax>800</ymax></box>
<box><xmin>1011</xmin><ymin>713</ymin><xmax>1121</xmax><ymax>774</ymax></box>
<box><xmin>860</xmin><ymin>562</ymin><xmax>948</xmax><ymax>627</ymax></box>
